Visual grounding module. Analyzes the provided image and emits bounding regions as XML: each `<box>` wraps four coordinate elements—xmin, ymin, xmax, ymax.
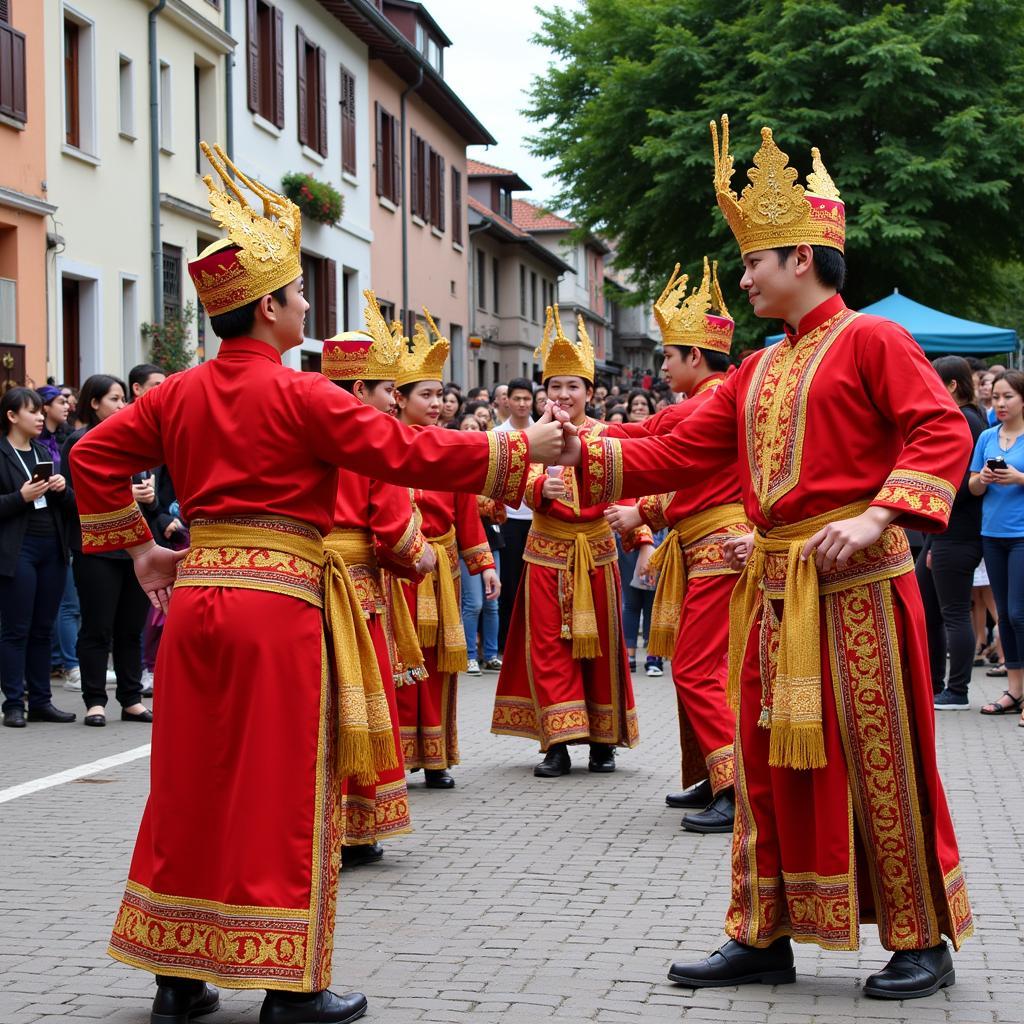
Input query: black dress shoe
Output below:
<box><xmin>26</xmin><ymin>703</ymin><xmax>76</xmax><ymax>723</ymax></box>
<box><xmin>423</xmin><ymin>768</ymin><xmax>454</xmax><ymax>788</ymax></box>
<box><xmin>863</xmin><ymin>942</ymin><xmax>954</xmax><ymax>999</ymax></box>
<box><xmin>260</xmin><ymin>989</ymin><xmax>367</xmax><ymax>1024</ymax></box>
<box><xmin>122</xmin><ymin>707</ymin><xmax>154</xmax><ymax>723</ymax></box>
<box><xmin>151</xmin><ymin>976</ymin><xmax>220</xmax><ymax>1024</ymax></box>
<box><xmin>3</xmin><ymin>707</ymin><xmax>26</xmax><ymax>728</ymax></box>
<box><xmin>666</xmin><ymin>778</ymin><xmax>712</xmax><ymax>808</ymax></box>
<box><xmin>341</xmin><ymin>842</ymin><xmax>384</xmax><ymax>868</ymax></box>
<box><xmin>682</xmin><ymin>789</ymin><xmax>735</xmax><ymax>834</ymax></box>
<box><xmin>588</xmin><ymin>743</ymin><xmax>616</xmax><ymax>772</ymax></box>
<box><xmin>534</xmin><ymin>743</ymin><xmax>571</xmax><ymax>777</ymax></box>
<box><xmin>84</xmin><ymin>713</ymin><xmax>106</xmax><ymax>727</ymax></box>
<box><xmin>668</xmin><ymin>937</ymin><xmax>795</xmax><ymax>988</ymax></box>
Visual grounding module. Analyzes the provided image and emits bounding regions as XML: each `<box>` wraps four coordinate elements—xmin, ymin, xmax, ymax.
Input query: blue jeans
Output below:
<box><xmin>616</xmin><ymin>534</ymin><xmax>660</xmax><ymax>651</ymax></box>
<box><xmin>51</xmin><ymin>559</ymin><xmax>81</xmax><ymax>670</ymax></box>
<box><xmin>982</xmin><ymin>536</ymin><xmax>1024</xmax><ymax>670</ymax></box>
<box><xmin>0</xmin><ymin>533</ymin><xmax>66</xmax><ymax>712</ymax></box>
<box><xmin>460</xmin><ymin>553</ymin><xmax>499</xmax><ymax>662</ymax></box>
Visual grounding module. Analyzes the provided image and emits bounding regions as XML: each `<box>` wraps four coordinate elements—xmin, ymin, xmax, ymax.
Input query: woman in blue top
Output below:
<box><xmin>969</xmin><ymin>369</ymin><xmax>1024</xmax><ymax>723</ymax></box>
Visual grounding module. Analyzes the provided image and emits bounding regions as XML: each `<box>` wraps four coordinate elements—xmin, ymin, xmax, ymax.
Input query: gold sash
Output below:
<box><xmin>415</xmin><ymin>525</ymin><xmax>468</xmax><ymax>673</ymax></box>
<box><xmin>181</xmin><ymin>517</ymin><xmax>397</xmax><ymax>785</ymax></box>
<box><xmin>646</xmin><ymin>502</ymin><xmax>747</xmax><ymax>657</ymax></box>
<box><xmin>727</xmin><ymin>501</ymin><xmax>912</xmax><ymax>770</ymax></box>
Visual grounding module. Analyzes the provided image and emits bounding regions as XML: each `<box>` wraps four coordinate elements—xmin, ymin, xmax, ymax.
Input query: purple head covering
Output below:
<box><xmin>37</xmin><ymin>385</ymin><xmax>61</xmax><ymax>404</ymax></box>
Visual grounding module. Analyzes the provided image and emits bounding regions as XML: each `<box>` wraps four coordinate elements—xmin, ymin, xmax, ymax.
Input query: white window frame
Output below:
<box><xmin>61</xmin><ymin>5</ymin><xmax>98</xmax><ymax>159</ymax></box>
<box><xmin>159</xmin><ymin>59</ymin><xmax>173</xmax><ymax>153</ymax></box>
<box><xmin>118</xmin><ymin>53</ymin><xmax>135</xmax><ymax>139</ymax></box>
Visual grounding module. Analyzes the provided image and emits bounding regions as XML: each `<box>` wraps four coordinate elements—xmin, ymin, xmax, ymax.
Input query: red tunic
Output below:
<box><xmin>580</xmin><ymin>297</ymin><xmax>975</xmax><ymax>952</ymax></box>
<box><xmin>67</xmin><ymin>338</ymin><xmax>528</xmax><ymax>991</ymax></box>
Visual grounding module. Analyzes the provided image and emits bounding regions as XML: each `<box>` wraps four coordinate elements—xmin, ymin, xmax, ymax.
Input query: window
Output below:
<box><xmin>476</xmin><ymin>251</ymin><xmax>486</xmax><ymax>310</ymax></box>
<box><xmin>194</xmin><ymin>60</ymin><xmax>215</xmax><ymax>174</ymax></box>
<box><xmin>117</xmin><ymin>55</ymin><xmax>133</xmax><ymax>136</ymax></box>
<box><xmin>378</xmin><ymin>298</ymin><xmax>396</xmax><ymax>324</ymax></box>
<box><xmin>341</xmin><ymin>268</ymin><xmax>357</xmax><ymax>330</ymax></box>
<box><xmin>498</xmin><ymin>186</ymin><xmax>512</xmax><ymax>221</ymax></box>
<box><xmin>121</xmin><ymin>276</ymin><xmax>139</xmax><ymax>370</ymax></box>
<box><xmin>375</xmin><ymin>103</ymin><xmax>400</xmax><ymax>203</ymax></box>
<box><xmin>519</xmin><ymin>265</ymin><xmax>526</xmax><ymax>317</ymax></box>
<box><xmin>246</xmin><ymin>0</ymin><xmax>283</xmax><ymax>128</ymax></box>
<box><xmin>410</xmin><ymin>130</ymin><xmax>425</xmax><ymax>218</ymax></box>
<box><xmin>300</xmin><ymin>350</ymin><xmax>321</xmax><ymax>373</ymax></box>
<box><xmin>62</xmin><ymin>278</ymin><xmax>81</xmax><ymax>387</ymax></box>
<box><xmin>63</xmin><ymin>17</ymin><xmax>79</xmax><ymax>146</ymax></box>
<box><xmin>451</xmin><ymin>168</ymin><xmax>462</xmax><ymax>245</ymax></box>
<box><xmin>159</xmin><ymin>60</ymin><xmax>172</xmax><ymax>151</ymax></box>
<box><xmin>427</xmin><ymin>38</ymin><xmax>441</xmax><ymax>74</ymax></box>
<box><xmin>530</xmin><ymin>271</ymin><xmax>538</xmax><ymax>323</ymax></box>
<box><xmin>162</xmin><ymin>244</ymin><xmax>183</xmax><ymax>321</ymax></box>
<box><xmin>296</xmin><ymin>28</ymin><xmax>326</xmax><ymax>156</ymax></box>
<box><xmin>300</xmin><ymin>252</ymin><xmax>337</xmax><ymax>339</ymax></box>
<box><xmin>429</xmin><ymin>147</ymin><xmax>445</xmax><ymax>230</ymax></box>
<box><xmin>340</xmin><ymin>65</ymin><xmax>355</xmax><ymax>175</ymax></box>
<box><xmin>492</xmin><ymin>257</ymin><xmax>499</xmax><ymax>316</ymax></box>
<box><xmin>0</xmin><ymin>10</ymin><xmax>27</xmax><ymax>125</ymax></box>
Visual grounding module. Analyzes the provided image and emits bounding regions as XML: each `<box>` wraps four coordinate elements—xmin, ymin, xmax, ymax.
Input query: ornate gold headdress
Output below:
<box><xmin>710</xmin><ymin>114</ymin><xmax>845</xmax><ymax>256</ymax></box>
<box><xmin>394</xmin><ymin>309</ymin><xmax>450</xmax><ymax>388</ymax></box>
<box><xmin>322</xmin><ymin>290</ymin><xmax>404</xmax><ymax>381</ymax></box>
<box><xmin>187</xmin><ymin>142</ymin><xmax>303</xmax><ymax>316</ymax></box>
<box><xmin>653</xmin><ymin>257</ymin><xmax>734</xmax><ymax>355</ymax></box>
<box><xmin>535</xmin><ymin>305</ymin><xmax>595</xmax><ymax>383</ymax></box>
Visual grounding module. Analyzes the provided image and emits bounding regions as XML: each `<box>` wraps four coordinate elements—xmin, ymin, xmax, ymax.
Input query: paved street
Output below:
<box><xmin>2</xmin><ymin>662</ymin><xmax>1022</xmax><ymax>1024</ymax></box>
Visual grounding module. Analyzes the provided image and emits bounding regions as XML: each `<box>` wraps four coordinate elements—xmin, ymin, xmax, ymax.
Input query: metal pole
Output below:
<box><xmin>149</xmin><ymin>0</ymin><xmax>168</xmax><ymax>323</ymax></box>
<box><xmin>399</xmin><ymin>67</ymin><xmax>424</xmax><ymax>333</ymax></box>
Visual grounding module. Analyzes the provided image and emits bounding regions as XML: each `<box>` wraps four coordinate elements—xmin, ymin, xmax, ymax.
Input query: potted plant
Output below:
<box><xmin>281</xmin><ymin>171</ymin><xmax>344</xmax><ymax>227</ymax></box>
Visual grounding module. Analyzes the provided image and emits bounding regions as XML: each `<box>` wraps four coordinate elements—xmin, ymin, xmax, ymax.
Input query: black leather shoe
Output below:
<box><xmin>3</xmin><ymin>707</ymin><xmax>26</xmax><ymax>728</ymax></box>
<box><xmin>84</xmin><ymin>713</ymin><xmax>106</xmax><ymax>727</ymax></box>
<box><xmin>151</xmin><ymin>976</ymin><xmax>219</xmax><ymax>1024</ymax></box>
<box><xmin>666</xmin><ymin>779</ymin><xmax>712</xmax><ymax>808</ymax></box>
<box><xmin>341</xmin><ymin>842</ymin><xmax>384</xmax><ymax>868</ymax></box>
<box><xmin>26</xmin><ymin>703</ymin><xmax>76</xmax><ymax>723</ymax></box>
<box><xmin>588</xmin><ymin>743</ymin><xmax>616</xmax><ymax>773</ymax></box>
<box><xmin>260</xmin><ymin>989</ymin><xmax>367</xmax><ymax>1024</ymax></box>
<box><xmin>863</xmin><ymin>942</ymin><xmax>954</xmax><ymax>999</ymax></box>
<box><xmin>668</xmin><ymin>937</ymin><xmax>795</xmax><ymax>988</ymax></box>
<box><xmin>682</xmin><ymin>789</ymin><xmax>735</xmax><ymax>834</ymax></box>
<box><xmin>122</xmin><ymin>707</ymin><xmax>154</xmax><ymax>723</ymax></box>
<box><xmin>534</xmin><ymin>743</ymin><xmax>571</xmax><ymax>777</ymax></box>
<box><xmin>423</xmin><ymin>768</ymin><xmax>454</xmax><ymax>788</ymax></box>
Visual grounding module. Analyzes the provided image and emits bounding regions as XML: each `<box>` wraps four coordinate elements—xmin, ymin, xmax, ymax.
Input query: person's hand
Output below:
<box><xmin>635</xmin><ymin>543</ymin><xmax>654</xmax><ymax>583</ymax></box>
<box><xmin>800</xmin><ymin>506</ymin><xmax>896</xmax><ymax>573</ymax></box>
<box><xmin>523</xmin><ymin>403</ymin><xmax>565</xmax><ymax>465</ymax></box>
<box><xmin>604</xmin><ymin>503</ymin><xmax>642</xmax><ymax>534</ymax></box>
<box><xmin>132</xmin><ymin>479</ymin><xmax>156</xmax><ymax>505</ymax></box>
<box><xmin>541</xmin><ymin>473</ymin><xmax>566</xmax><ymax>500</ymax></box>
<box><xmin>130</xmin><ymin>542</ymin><xmax>188</xmax><ymax>613</ymax></box>
<box><xmin>555</xmin><ymin>427</ymin><xmax>582</xmax><ymax>467</ymax></box>
<box><xmin>47</xmin><ymin>474</ymin><xmax>67</xmax><ymax>494</ymax></box>
<box><xmin>482</xmin><ymin>567</ymin><xmax>500</xmax><ymax>601</ymax></box>
<box><xmin>163</xmin><ymin>517</ymin><xmax>184</xmax><ymax>539</ymax></box>
<box><xmin>20</xmin><ymin>478</ymin><xmax>49</xmax><ymax>503</ymax></box>
<box><xmin>979</xmin><ymin>465</ymin><xmax>998</xmax><ymax>485</ymax></box>
<box><xmin>723</xmin><ymin>533</ymin><xmax>754</xmax><ymax>571</ymax></box>
<box><xmin>992</xmin><ymin>465</ymin><xmax>1024</xmax><ymax>486</ymax></box>
<box><xmin>415</xmin><ymin>544</ymin><xmax>437</xmax><ymax>575</ymax></box>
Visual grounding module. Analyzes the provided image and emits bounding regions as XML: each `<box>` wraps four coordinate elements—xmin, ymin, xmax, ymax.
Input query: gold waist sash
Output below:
<box><xmin>646</xmin><ymin>502</ymin><xmax>748</xmax><ymax>658</ymax></box>
<box><xmin>526</xmin><ymin>514</ymin><xmax>617</xmax><ymax>659</ymax></box>
<box><xmin>416</xmin><ymin>525</ymin><xmax>467</xmax><ymax>673</ymax></box>
<box><xmin>727</xmin><ymin>501</ymin><xmax>912</xmax><ymax>771</ymax></box>
<box><xmin>324</xmin><ymin>527</ymin><xmax>381</xmax><ymax>617</ymax></box>
<box><xmin>179</xmin><ymin>516</ymin><xmax>397</xmax><ymax>785</ymax></box>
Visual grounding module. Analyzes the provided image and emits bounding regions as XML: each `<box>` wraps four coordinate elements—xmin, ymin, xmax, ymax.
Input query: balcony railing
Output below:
<box><xmin>0</xmin><ymin>21</ymin><xmax>27</xmax><ymax>125</ymax></box>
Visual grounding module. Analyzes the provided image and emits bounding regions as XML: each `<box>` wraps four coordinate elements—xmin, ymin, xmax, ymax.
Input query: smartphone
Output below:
<box><xmin>987</xmin><ymin>457</ymin><xmax>1007</xmax><ymax>471</ymax></box>
<box><xmin>31</xmin><ymin>461</ymin><xmax>53</xmax><ymax>483</ymax></box>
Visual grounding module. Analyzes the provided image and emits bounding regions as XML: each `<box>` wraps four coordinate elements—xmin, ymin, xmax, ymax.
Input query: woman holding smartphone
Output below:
<box><xmin>0</xmin><ymin>388</ymin><xmax>76</xmax><ymax>728</ymax></box>
<box><xmin>969</xmin><ymin>370</ymin><xmax>1024</xmax><ymax>722</ymax></box>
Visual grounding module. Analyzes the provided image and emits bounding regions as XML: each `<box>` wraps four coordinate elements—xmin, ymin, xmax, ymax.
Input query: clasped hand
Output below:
<box><xmin>523</xmin><ymin>402</ymin><xmax>582</xmax><ymax>466</ymax></box>
<box><xmin>799</xmin><ymin>506</ymin><xmax>896</xmax><ymax>573</ymax></box>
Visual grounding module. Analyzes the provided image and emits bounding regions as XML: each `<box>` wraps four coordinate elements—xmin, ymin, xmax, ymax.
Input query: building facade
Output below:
<box><xmin>604</xmin><ymin>249</ymin><xmax>660</xmax><ymax>383</ymax></box>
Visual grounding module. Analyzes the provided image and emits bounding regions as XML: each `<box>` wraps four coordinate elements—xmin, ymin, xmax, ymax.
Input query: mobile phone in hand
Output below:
<box><xmin>987</xmin><ymin>457</ymin><xmax>1007</xmax><ymax>471</ymax></box>
<box><xmin>31</xmin><ymin>461</ymin><xmax>53</xmax><ymax>483</ymax></box>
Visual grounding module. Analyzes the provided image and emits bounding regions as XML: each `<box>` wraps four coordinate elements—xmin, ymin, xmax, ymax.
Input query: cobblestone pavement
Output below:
<box><xmin>2</xmin><ymin>662</ymin><xmax>1022</xmax><ymax>1024</ymax></box>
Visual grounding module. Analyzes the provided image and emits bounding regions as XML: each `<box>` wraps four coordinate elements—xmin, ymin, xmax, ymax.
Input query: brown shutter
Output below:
<box><xmin>340</xmin><ymin>68</ymin><xmax>356</xmax><ymax>175</ymax></box>
<box><xmin>409</xmin><ymin>131</ymin><xmax>419</xmax><ymax>217</ymax></box>
<box><xmin>245</xmin><ymin>0</ymin><xmax>259</xmax><ymax>112</ymax></box>
<box><xmin>273</xmin><ymin>6</ymin><xmax>284</xmax><ymax>128</ymax></box>
<box><xmin>422</xmin><ymin>143</ymin><xmax>431</xmax><ymax>222</ymax></box>
<box><xmin>0</xmin><ymin>22</ymin><xmax>26</xmax><ymax>123</ymax></box>
<box><xmin>451</xmin><ymin>168</ymin><xmax>462</xmax><ymax>245</ymax></box>
<box><xmin>317</xmin><ymin>47</ymin><xmax>327</xmax><ymax>156</ymax></box>
<box><xmin>296</xmin><ymin>28</ymin><xmax>308</xmax><ymax>146</ymax></box>
<box><xmin>374</xmin><ymin>101</ymin><xmax>384</xmax><ymax>196</ymax></box>
<box><xmin>390</xmin><ymin>114</ymin><xmax>400</xmax><ymax>203</ymax></box>
<box><xmin>325</xmin><ymin>258</ymin><xmax>337</xmax><ymax>337</ymax></box>
<box><xmin>0</xmin><ymin>1</ymin><xmax>9</xmax><ymax>23</ymax></box>
<box><xmin>437</xmin><ymin>155</ymin><xmax>445</xmax><ymax>231</ymax></box>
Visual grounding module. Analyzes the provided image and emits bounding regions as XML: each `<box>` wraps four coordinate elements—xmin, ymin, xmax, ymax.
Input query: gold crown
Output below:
<box><xmin>536</xmin><ymin>305</ymin><xmax>595</xmax><ymax>383</ymax></box>
<box><xmin>394</xmin><ymin>309</ymin><xmax>450</xmax><ymax>388</ymax></box>
<box><xmin>187</xmin><ymin>142</ymin><xmax>303</xmax><ymax>316</ymax></box>
<box><xmin>322</xmin><ymin>290</ymin><xmax>404</xmax><ymax>381</ymax></box>
<box><xmin>653</xmin><ymin>257</ymin><xmax>735</xmax><ymax>355</ymax></box>
<box><xmin>711</xmin><ymin>114</ymin><xmax>845</xmax><ymax>256</ymax></box>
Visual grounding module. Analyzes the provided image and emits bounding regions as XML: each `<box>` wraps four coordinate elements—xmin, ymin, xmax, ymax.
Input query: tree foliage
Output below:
<box><xmin>141</xmin><ymin>302</ymin><xmax>196</xmax><ymax>373</ymax></box>
<box><xmin>527</xmin><ymin>0</ymin><xmax>1024</xmax><ymax>343</ymax></box>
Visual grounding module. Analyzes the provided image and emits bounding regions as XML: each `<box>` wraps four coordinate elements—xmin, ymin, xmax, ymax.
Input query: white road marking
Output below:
<box><xmin>0</xmin><ymin>743</ymin><xmax>151</xmax><ymax>805</ymax></box>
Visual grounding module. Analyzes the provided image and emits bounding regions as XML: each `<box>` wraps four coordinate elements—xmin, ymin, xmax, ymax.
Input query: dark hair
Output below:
<box><xmin>465</xmin><ymin>386</ymin><xmax>488</xmax><ymax>402</ymax></box>
<box><xmin>931</xmin><ymin>356</ymin><xmax>976</xmax><ymax>407</ymax></box>
<box><xmin>398</xmin><ymin>380</ymin><xmax>443</xmax><ymax>399</ymax></box>
<box><xmin>1</xmin><ymin>387</ymin><xmax>42</xmax><ymax>435</ymax></box>
<box><xmin>209</xmin><ymin>286</ymin><xmax>289</xmax><ymax>340</ymax></box>
<box><xmin>992</xmin><ymin>370</ymin><xmax>1024</xmax><ymax>401</ymax></box>
<box><xmin>964</xmin><ymin>356</ymin><xmax>988</xmax><ymax>374</ymax></box>
<box><xmin>507</xmin><ymin>377</ymin><xmax>533</xmax><ymax>398</ymax></box>
<box><xmin>77</xmin><ymin>374</ymin><xmax>127</xmax><ymax>429</ymax></box>
<box><xmin>692</xmin><ymin>346</ymin><xmax>732</xmax><ymax>373</ymax></box>
<box><xmin>605</xmin><ymin>404</ymin><xmax>627</xmax><ymax>423</ymax></box>
<box><xmin>458</xmin><ymin>413</ymin><xmax>482</xmax><ymax>429</ymax></box>
<box><xmin>775</xmin><ymin>245</ymin><xmax>846</xmax><ymax>291</ymax></box>
<box><xmin>128</xmin><ymin>363</ymin><xmax>165</xmax><ymax>395</ymax></box>
<box><xmin>465</xmin><ymin>400</ymin><xmax>492</xmax><ymax>421</ymax></box>
<box><xmin>334</xmin><ymin>379</ymin><xmax>385</xmax><ymax>394</ymax></box>
<box><xmin>625</xmin><ymin>389</ymin><xmax>656</xmax><ymax>416</ymax></box>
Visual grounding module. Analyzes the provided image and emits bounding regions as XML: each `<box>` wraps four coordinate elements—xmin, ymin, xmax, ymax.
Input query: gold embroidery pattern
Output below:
<box><xmin>874</xmin><ymin>469</ymin><xmax>955</xmax><ymax>525</ymax></box>
<box><xmin>341</xmin><ymin>779</ymin><xmax>412</xmax><ymax>846</ymax></box>
<box><xmin>524</xmin><ymin>529</ymin><xmax>617</xmax><ymax>570</ymax></box>
<box><xmin>345</xmin><ymin>565</ymin><xmax>385</xmax><ymax>617</ymax></box>
<box><xmin>392</xmin><ymin>515</ymin><xmax>425</xmax><ymax>568</ymax></box>
<box><xmin>706</xmin><ymin>744</ymin><xmax>736</xmax><ymax>794</ymax></box>
<box><xmin>584</xmin><ymin>436</ymin><xmax>623</xmax><ymax>507</ymax></box>
<box><xmin>461</xmin><ymin>543</ymin><xmax>494</xmax><ymax>574</ymax></box>
<box><xmin>943</xmin><ymin>866</ymin><xmax>975</xmax><ymax>948</ymax></box>
<box><xmin>399</xmin><ymin>673</ymin><xmax>459</xmax><ymax>769</ymax></box>
<box><xmin>726</xmin><ymin>696</ymin><xmax>761</xmax><ymax>945</ymax></box>
<box><xmin>484</xmin><ymin>430</ymin><xmax>529</xmax><ymax>506</ymax></box>
<box><xmin>684</xmin><ymin>524</ymin><xmax>750</xmax><ymax>578</ymax></box>
<box><xmin>80</xmin><ymin>503</ymin><xmax>151</xmax><ymax>552</ymax></box>
<box><xmin>638</xmin><ymin>493</ymin><xmax>672</xmax><ymax>532</ymax></box>
<box><xmin>177</xmin><ymin>545</ymin><xmax>324</xmax><ymax>605</ymax></box>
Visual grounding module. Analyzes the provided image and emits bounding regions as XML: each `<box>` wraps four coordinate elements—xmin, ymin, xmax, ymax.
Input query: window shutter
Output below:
<box><xmin>452</xmin><ymin>168</ymin><xmax>461</xmax><ymax>245</ymax></box>
<box><xmin>296</xmin><ymin>29</ymin><xmax>308</xmax><ymax>146</ymax></box>
<box><xmin>390</xmin><ymin>115</ymin><xmax>400</xmax><ymax>203</ymax></box>
<box><xmin>409</xmin><ymin>131</ymin><xmax>419</xmax><ymax>217</ymax></box>
<box><xmin>374</xmin><ymin>102</ymin><xmax>384</xmax><ymax>196</ymax></box>
<box><xmin>245</xmin><ymin>0</ymin><xmax>259</xmax><ymax>112</ymax></box>
<box><xmin>325</xmin><ymin>258</ymin><xmax>337</xmax><ymax>337</ymax></box>
<box><xmin>341</xmin><ymin>68</ymin><xmax>356</xmax><ymax>175</ymax></box>
<box><xmin>0</xmin><ymin>1</ymin><xmax>9</xmax><ymax>23</ymax></box>
<box><xmin>273</xmin><ymin>6</ymin><xmax>284</xmax><ymax>128</ymax></box>
<box><xmin>317</xmin><ymin>47</ymin><xmax>327</xmax><ymax>156</ymax></box>
<box><xmin>437</xmin><ymin>155</ymin><xmax>445</xmax><ymax>231</ymax></box>
<box><xmin>422</xmin><ymin>144</ymin><xmax>431</xmax><ymax>222</ymax></box>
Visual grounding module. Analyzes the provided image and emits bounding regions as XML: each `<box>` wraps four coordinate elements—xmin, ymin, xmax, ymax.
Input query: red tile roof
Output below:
<box><xmin>468</xmin><ymin>195</ymin><xmax>529</xmax><ymax>237</ymax></box>
<box><xmin>511</xmin><ymin>198</ymin><xmax>575</xmax><ymax>232</ymax></box>
<box><xmin>467</xmin><ymin>158</ymin><xmax>517</xmax><ymax>177</ymax></box>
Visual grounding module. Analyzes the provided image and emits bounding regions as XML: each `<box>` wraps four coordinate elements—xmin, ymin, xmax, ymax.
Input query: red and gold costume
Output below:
<box><xmin>69</xmin><ymin>147</ymin><xmax>529</xmax><ymax>991</ymax></box>
<box><xmin>493</xmin><ymin>308</ymin><xmax>647</xmax><ymax>751</ymax></box>
<box><xmin>576</xmin><ymin>121</ymin><xmax>974</xmax><ymax>953</ymax></box>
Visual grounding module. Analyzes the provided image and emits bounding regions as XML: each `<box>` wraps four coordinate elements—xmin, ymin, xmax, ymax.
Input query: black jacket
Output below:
<box><xmin>0</xmin><ymin>436</ymin><xmax>75</xmax><ymax>576</ymax></box>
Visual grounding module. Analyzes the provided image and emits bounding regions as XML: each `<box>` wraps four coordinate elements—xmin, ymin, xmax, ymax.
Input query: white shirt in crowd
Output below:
<box><xmin>494</xmin><ymin>416</ymin><xmax>533</xmax><ymax>520</ymax></box>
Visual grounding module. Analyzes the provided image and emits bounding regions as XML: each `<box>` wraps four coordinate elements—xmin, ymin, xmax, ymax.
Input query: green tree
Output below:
<box><xmin>140</xmin><ymin>302</ymin><xmax>197</xmax><ymax>373</ymax></box>
<box><xmin>527</xmin><ymin>0</ymin><xmax>1024</xmax><ymax>343</ymax></box>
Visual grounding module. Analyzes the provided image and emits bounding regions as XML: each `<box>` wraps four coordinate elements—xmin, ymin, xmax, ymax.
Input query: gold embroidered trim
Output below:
<box><xmin>873</xmin><ymin>468</ymin><xmax>955</xmax><ymax>525</ymax></box>
<box><xmin>80</xmin><ymin>502</ymin><xmax>151</xmax><ymax>552</ymax></box>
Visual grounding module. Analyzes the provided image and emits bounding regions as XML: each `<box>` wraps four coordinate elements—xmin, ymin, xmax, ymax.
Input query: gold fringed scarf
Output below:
<box><xmin>415</xmin><ymin>525</ymin><xmax>468</xmax><ymax>673</ymax></box>
<box><xmin>182</xmin><ymin>518</ymin><xmax>397</xmax><ymax>785</ymax></box>
<box><xmin>389</xmin><ymin>575</ymin><xmax>426</xmax><ymax>682</ymax></box>
<box><xmin>646</xmin><ymin>502</ymin><xmax>747</xmax><ymax>657</ymax></box>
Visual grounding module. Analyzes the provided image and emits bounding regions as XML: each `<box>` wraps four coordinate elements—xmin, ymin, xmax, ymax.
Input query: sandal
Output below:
<box><xmin>986</xmin><ymin>664</ymin><xmax>1008</xmax><ymax>677</ymax></box>
<box><xmin>980</xmin><ymin>690</ymin><xmax>1023</xmax><ymax>715</ymax></box>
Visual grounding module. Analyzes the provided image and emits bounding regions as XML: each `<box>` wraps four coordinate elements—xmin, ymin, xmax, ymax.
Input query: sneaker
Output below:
<box><xmin>465</xmin><ymin>659</ymin><xmax>481</xmax><ymax>676</ymax></box>
<box><xmin>482</xmin><ymin>657</ymin><xmax>503</xmax><ymax>672</ymax></box>
<box><xmin>141</xmin><ymin>668</ymin><xmax>155</xmax><ymax>698</ymax></box>
<box><xmin>934</xmin><ymin>689</ymin><xmax>969</xmax><ymax>710</ymax></box>
<box><xmin>62</xmin><ymin>666</ymin><xmax>82</xmax><ymax>692</ymax></box>
<box><xmin>645</xmin><ymin>657</ymin><xmax>664</xmax><ymax>677</ymax></box>
<box><xmin>628</xmin><ymin>659</ymin><xmax>637</xmax><ymax>673</ymax></box>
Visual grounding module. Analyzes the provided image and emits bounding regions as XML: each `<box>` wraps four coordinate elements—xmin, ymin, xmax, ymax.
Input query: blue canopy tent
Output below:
<box><xmin>766</xmin><ymin>290</ymin><xmax>1019</xmax><ymax>357</ymax></box>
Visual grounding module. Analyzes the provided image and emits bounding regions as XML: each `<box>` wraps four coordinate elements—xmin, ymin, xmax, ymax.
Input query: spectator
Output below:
<box><xmin>532</xmin><ymin>387</ymin><xmax>548</xmax><ymax>419</ymax></box>
<box><xmin>465</xmin><ymin>400</ymin><xmax>494</xmax><ymax>431</ymax></box>
<box><xmin>59</xmin><ymin>385</ymin><xmax>79</xmax><ymax>427</ymax></box>
<box><xmin>972</xmin><ymin>557</ymin><xmax>1003</xmax><ymax>670</ymax></box>
<box><xmin>439</xmin><ymin>385</ymin><xmax>462</xmax><ymax>428</ymax></box>
<box><xmin>641</xmin><ymin>369</ymin><xmax>653</xmax><ymax>390</ymax></box>
<box><xmin>62</xmin><ymin>375</ymin><xmax>152</xmax><ymax>728</ymax></box>
<box><xmin>457</xmin><ymin>414</ymin><xmax>480</xmax><ymax>431</ymax></box>
<box><xmin>461</xmin><ymin>496</ymin><xmax>504</xmax><ymax>674</ymax></box>
<box><xmin>0</xmin><ymin>387</ymin><xmax>77</xmax><ymax>727</ymax></box>
<box><xmin>129</xmin><ymin>363</ymin><xmax>167</xmax><ymax>400</ymax></box>
<box><xmin>978</xmin><ymin>371</ymin><xmax>996</xmax><ymax>425</ymax></box>
<box><xmin>968</xmin><ymin>369</ymin><xmax>1024</xmax><ymax>721</ymax></box>
<box><xmin>465</xmin><ymin>386</ymin><xmax>488</xmax><ymax>403</ymax></box>
<box><xmin>626</xmin><ymin>389</ymin><xmax>656</xmax><ymax>423</ymax></box>
<box><xmin>605</xmin><ymin>405</ymin><xmax>627</xmax><ymax>424</ymax></box>
<box><xmin>616</xmin><ymin>526</ymin><xmax>665</xmax><ymax>677</ymax></box>
<box><xmin>594</xmin><ymin>384</ymin><xmax>608</xmax><ymax>406</ymax></box>
<box><xmin>916</xmin><ymin>357</ymin><xmax>987</xmax><ymax>709</ymax></box>
<box><xmin>491</xmin><ymin>383</ymin><xmax>510</xmax><ymax>425</ymax></box>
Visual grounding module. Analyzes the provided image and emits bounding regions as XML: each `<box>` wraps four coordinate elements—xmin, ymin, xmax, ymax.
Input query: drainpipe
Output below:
<box><xmin>399</xmin><ymin>66</ymin><xmax>424</xmax><ymax>333</ymax></box>
<box><xmin>224</xmin><ymin>0</ymin><xmax>234</xmax><ymax>158</ymax></box>
<box><xmin>149</xmin><ymin>0</ymin><xmax>168</xmax><ymax>323</ymax></box>
<box><xmin>467</xmin><ymin>222</ymin><xmax>488</xmax><ymax>388</ymax></box>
